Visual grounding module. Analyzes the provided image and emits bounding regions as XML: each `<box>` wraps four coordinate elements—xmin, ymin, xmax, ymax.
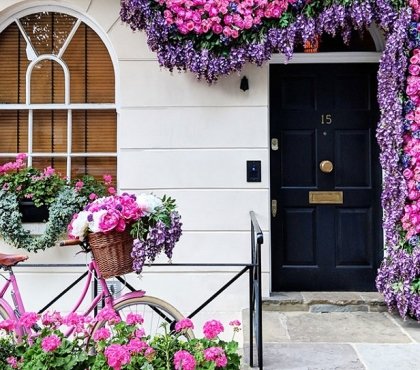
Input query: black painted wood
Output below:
<box><xmin>270</xmin><ymin>63</ymin><xmax>382</xmax><ymax>291</ymax></box>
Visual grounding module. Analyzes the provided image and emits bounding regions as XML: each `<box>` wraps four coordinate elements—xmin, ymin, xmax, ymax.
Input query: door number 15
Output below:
<box><xmin>321</xmin><ymin>114</ymin><xmax>332</xmax><ymax>125</ymax></box>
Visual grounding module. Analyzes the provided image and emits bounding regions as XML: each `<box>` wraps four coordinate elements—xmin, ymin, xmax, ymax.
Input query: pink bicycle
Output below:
<box><xmin>0</xmin><ymin>239</ymin><xmax>193</xmax><ymax>339</ymax></box>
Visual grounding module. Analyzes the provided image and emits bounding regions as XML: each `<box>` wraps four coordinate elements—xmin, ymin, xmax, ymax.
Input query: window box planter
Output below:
<box><xmin>18</xmin><ymin>201</ymin><xmax>49</xmax><ymax>223</ymax></box>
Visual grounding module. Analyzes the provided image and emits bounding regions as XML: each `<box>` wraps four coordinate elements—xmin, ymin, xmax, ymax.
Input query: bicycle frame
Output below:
<box><xmin>0</xmin><ymin>258</ymin><xmax>137</xmax><ymax>337</ymax></box>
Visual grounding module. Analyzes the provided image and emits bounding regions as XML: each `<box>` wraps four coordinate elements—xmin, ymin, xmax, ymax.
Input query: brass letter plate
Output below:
<box><xmin>309</xmin><ymin>191</ymin><xmax>343</xmax><ymax>204</ymax></box>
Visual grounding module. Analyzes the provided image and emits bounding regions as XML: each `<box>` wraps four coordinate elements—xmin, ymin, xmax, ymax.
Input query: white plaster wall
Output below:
<box><xmin>0</xmin><ymin>0</ymin><xmax>270</xmax><ymax>328</ymax></box>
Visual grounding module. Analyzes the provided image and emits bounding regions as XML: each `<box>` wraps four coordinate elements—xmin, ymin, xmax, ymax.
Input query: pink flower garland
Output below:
<box><xmin>159</xmin><ymin>0</ymin><xmax>295</xmax><ymax>37</ymax></box>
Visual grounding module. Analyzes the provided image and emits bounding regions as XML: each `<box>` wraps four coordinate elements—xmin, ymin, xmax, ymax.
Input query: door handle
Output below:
<box><xmin>272</xmin><ymin>199</ymin><xmax>277</xmax><ymax>218</ymax></box>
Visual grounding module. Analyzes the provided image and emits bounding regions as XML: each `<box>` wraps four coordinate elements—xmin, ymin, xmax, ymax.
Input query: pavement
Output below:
<box><xmin>241</xmin><ymin>292</ymin><xmax>420</xmax><ymax>370</ymax></box>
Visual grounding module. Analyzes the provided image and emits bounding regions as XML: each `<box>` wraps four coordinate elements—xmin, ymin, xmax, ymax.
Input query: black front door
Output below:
<box><xmin>270</xmin><ymin>63</ymin><xmax>382</xmax><ymax>291</ymax></box>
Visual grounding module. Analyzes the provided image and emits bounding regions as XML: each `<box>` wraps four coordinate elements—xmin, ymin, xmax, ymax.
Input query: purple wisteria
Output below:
<box><xmin>131</xmin><ymin>211</ymin><xmax>182</xmax><ymax>274</ymax></box>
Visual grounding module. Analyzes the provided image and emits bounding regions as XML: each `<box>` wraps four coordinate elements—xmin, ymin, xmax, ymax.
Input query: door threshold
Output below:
<box><xmin>263</xmin><ymin>291</ymin><xmax>386</xmax><ymax>313</ymax></box>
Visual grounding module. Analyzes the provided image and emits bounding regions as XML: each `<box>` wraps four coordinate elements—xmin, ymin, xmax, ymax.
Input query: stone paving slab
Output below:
<box><xmin>354</xmin><ymin>344</ymin><xmax>420</xmax><ymax>370</ymax></box>
<box><xmin>242</xmin><ymin>343</ymin><xmax>364</xmax><ymax>370</ymax></box>
<box><xmin>385</xmin><ymin>314</ymin><xmax>420</xmax><ymax>342</ymax></box>
<box><xmin>285</xmin><ymin>312</ymin><xmax>411</xmax><ymax>343</ymax></box>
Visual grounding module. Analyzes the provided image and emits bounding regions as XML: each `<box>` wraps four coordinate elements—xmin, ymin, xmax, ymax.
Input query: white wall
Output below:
<box><xmin>0</xmin><ymin>0</ymin><xmax>270</xmax><ymax>331</ymax></box>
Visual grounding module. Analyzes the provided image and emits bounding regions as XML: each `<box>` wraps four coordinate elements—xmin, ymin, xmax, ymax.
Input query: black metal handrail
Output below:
<box><xmin>11</xmin><ymin>212</ymin><xmax>264</xmax><ymax>369</ymax></box>
<box><xmin>249</xmin><ymin>210</ymin><xmax>263</xmax><ymax>369</ymax></box>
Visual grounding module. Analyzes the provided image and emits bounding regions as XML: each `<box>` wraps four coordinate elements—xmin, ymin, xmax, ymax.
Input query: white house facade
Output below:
<box><xmin>0</xmin><ymin>0</ymin><xmax>386</xmax><ymax>329</ymax></box>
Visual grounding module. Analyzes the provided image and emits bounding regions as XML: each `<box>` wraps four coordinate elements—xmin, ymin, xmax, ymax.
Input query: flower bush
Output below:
<box><xmin>0</xmin><ymin>155</ymin><xmax>114</xmax><ymax>253</ymax></box>
<box><xmin>68</xmin><ymin>193</ymin><xmax>182</xmax><ymax>274</ymax></box>
<box><xmin>0</xmin><ymin>154</ymin><xmax>65</xmax><ymax>207</ymax></box>
<box><xmin>0</xmin><ymin>311</ymin><xmax>241</xmax><ymax>370</ymax></box>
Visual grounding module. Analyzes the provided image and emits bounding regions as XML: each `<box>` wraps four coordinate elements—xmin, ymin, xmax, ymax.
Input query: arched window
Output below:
<box><xmin>0</xmin><ymin>11</ymin><xmax>116</xmax><ymax>180</ymax></box>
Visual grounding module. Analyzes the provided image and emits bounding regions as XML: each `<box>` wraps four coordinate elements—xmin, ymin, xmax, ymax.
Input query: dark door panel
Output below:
<box><xmin>270</xmin><ymin>63</ymin><xmax>382</xmax><ymax>291</ymax></box>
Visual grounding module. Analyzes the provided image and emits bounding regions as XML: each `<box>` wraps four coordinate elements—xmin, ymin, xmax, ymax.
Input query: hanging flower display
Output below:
<box><xmin>121</xmin><ymin>0</ymin><xmax>420</xmax><ymax>320</ymax></box>
<box><xmin>120</xmin><ymin>0</ymin><xmax>405</xmax><ymax>82</ymax></box>
<box><xmin>376</xmin><ymin>0</ymin><xmax>420</xmax><ymax>320</ymax></box>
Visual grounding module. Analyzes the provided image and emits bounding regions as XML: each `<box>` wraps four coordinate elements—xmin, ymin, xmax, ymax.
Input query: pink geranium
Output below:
<box><xmin>203</xmin><ymin>320</ymin><xmax>224</xmax><ymax>339</ymax></box>
<box><xmin>175</xmin><ymin>318</ymin><xmax>194</xmax><ymax>332</ymax></box>
<box><xmin>173</xmin><ymin>350</ymin><xmax>196</xmax><ymax>370</ymax></box>
<box><xmin>19</xmin><ymin>312</ymin><xmax>38</xmax><ymax>329</ymax></box>
<box><xmin>104</xmin><ymin>344</ymin><xmax>131</xmax><ymax>370</ymax></box>
<box><xmin>41</xmin><ymin>335</ymin><xmax>61</xmax><ymax>352</ymax></box>
<box><xmin>203</xmin><ymin>346</ymin><xmax>228</xmax><ymax>368</ymax></box>
<box><xmin>93</xmin><ymin>328</ymin><xmax>111</xmax><ymax>342</ymax></box>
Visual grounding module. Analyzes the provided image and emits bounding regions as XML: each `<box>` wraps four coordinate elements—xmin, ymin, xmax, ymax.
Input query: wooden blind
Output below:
<box><xmin>0</xmin><ymin>12</ymin><xmax>116</xmax><ymax>180</ymax></box>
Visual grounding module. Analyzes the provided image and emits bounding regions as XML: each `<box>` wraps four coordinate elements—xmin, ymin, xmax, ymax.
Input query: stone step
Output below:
<box><xmin>263</xmin><ymin>291</ymin><xmax>386</xmax><ymax>313</ymax></box>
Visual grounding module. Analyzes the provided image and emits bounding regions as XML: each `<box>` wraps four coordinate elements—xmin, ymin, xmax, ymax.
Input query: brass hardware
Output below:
<box><xmin>271</xmin><ymin>199</ymin><xmax>278</xmax><ymax>217</ymax></box>
<box><xmin>271</xmin><ymin>138</ymin><xmax>279</xmax><ymax>151</ymax></box>
<box><xmin>319</xmin><ymin>160</ymin><xmax>334</xmax><ymax>173</ymax></box>
<box><xmin>309</xmin><ymin>191</ymin><xmax>343</xmax><ymax>204</ymax></box>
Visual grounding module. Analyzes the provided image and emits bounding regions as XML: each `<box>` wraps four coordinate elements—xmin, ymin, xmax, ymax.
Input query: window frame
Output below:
<box><xmin>0</xmin><ymin>6</ymin><xmax>119</xmax><ymax>180</ymax></box>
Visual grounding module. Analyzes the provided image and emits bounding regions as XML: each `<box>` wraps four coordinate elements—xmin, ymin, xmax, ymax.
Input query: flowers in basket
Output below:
<box><xmin>68</xmin><ymin>193</ymin><xmax>182</xmax><ymax>273</ymax></box>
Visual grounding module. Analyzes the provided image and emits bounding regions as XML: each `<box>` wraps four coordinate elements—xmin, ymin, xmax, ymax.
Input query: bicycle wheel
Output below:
<box><xmin>92</xmin><ymin>296</ymin><xmax>194</xmax><ymax>340</ymax></box>
<box><xmin>0</xmin><ymin>304</ymin><xmax>9</xmax><ymax>321</ymax></box>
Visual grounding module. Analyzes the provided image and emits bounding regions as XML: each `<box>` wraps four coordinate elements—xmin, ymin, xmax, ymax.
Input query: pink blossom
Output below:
<box><xmin>229</xmin><ymin>319</ymin><xmax>241</xmax><ymax>327</ymax></box>
<box><xmin>96</xmin><ymin>307</ymin><xmax>121</xmax><ymax>324</ymax></box>
<box><xmin>175</xmin><ymin>318</ymin><xmax>194</xmax><ymax>332</ymax></box>
<box><xmin>89</xmin><ymin>193</ymin><xmax>97</xmax><ymax>200</ymax></box>
<box><xmin>0</xmin><ymin>319</ymin><xmax>16</xmax><ymax>332</ymax></box>
<box><xmin>2</xmin><ymin>183</ymin><xmax>9</xmax><ymax>191</ymax></box>
<box><xmin>173</xmin><ymin>350</ymin><xmax>196</xmax><ymax>370</ymax></box>
<box><xmin>19</xmin><ymin>312</ymin><xmax>38</xmax><ymax>329</ymax></box>
<box><xmin>203</xmin><ymin>319</ymin><xmax>224</xmax><ymax>339</ymax></box>
<box><xmin>75</xmin><ymin>180</ymin><xmax>84</xmax><ymax>191</ymax></box>
<box><xmin>126</xmin><ymin>313</ymin><xmax>144</xmax><ymax>326</ymax></box>
<box><xmin>43</xmin><ymin>166</ymin><xmax>55</xmax><ymax>177</ymax></box>
<box><xmin>99</xmin><ymin>210</ymin><xmax>122</xmax><ymax>233</ymax></box>
<box><xmin>41</xmin><ymin>335</ymin><xmax>61</xmax><ymax>352</ymax></box>
<box><xmin>103</xmin><ymin>174</ymin><xmax>113</xmax><ymax>185</ymax></box>
<box><xmin>104</xmin><ymin>344</ymin><xmax>131</xmax><ymax>370</ymax></box>
<box><xmin>135</xmin><ymin>328</ymin><xmax>145</xmax><ymax>338</ymax></box>
<box><xmin>42</xmin><ymin>311</ymin><xmax>63</xmax><ymax>327</ymax></box>
<box><xmin>6</xmin><ymin>357</ymin><xmax>18</xmax><ymax>369</ymax></box>
<box><xmin>204</xmin><ymin>347</ymin><xmax>228</xmax><ymax>367</ymax></box>
<box><xmin>16</xmin><ymin>153</ymin><xmax>27</xmax><ymax>161</ymax></box>
<box><xmin>93</xmin><ymin>327</ymin><xmax>111</xmax><ymax>342</ymax></box>
<box><xmin>126</xmin><ymin>338</ymin><xmax>148</xmax><ymax>353</ymax></box>
<box><xmin>108</xmin><ymin>187</ymin><xmax>116</xmax><ymax>195</ymax></box>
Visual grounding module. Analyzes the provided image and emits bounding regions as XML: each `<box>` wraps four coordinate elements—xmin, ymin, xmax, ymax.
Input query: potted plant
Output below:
<box><xmin>0</xmin><ymin>154</ymin><xmax>66</xmax><ymax>222</ymax></box>
<box><xmin>68</xmin><ymin>193</ymin><xmax>182</xmax><ymax>276</ymax></box>
<box><xmin>0</xmin><ymin>154</ymin><xmax>114</xmax><ymax>253</ymax></box>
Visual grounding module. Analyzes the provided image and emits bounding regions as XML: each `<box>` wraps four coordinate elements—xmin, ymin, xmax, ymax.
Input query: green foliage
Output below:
<box><xmin>0</xmin><ymin>155</ymin><xmax>112</xmax><ymax>252</ymax></box>
<box><xmin>0</xmin><ymin>167</ymin><xmax>65</xmax><ymax>207</ymax></box>
<box><xmin>130</xmin><ymin>195</ymin><xmax>177</xmax><ymax>241</ymax></box>
<box><xmin>410</xmin><ymin>278</ymin><xmax>420</xmax><ymax>294</ymax></box>
<box><xmin>0</xmin><ymin>337</ymin><xmax>17</xmax><ymax>368</ymax></box>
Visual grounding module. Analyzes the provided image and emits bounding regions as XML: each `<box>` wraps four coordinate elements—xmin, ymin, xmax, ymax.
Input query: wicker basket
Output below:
<box><xmin>88</xmin><ymin>229</ymin><xmax>134</xmax><ymax>279</ymax></box>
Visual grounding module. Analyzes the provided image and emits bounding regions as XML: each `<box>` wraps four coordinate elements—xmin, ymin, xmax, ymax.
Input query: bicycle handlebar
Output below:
<box><xmin>59</xmin><ymin>239</ymin><xmax>82</xmax><ymax>247</ymax></box>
